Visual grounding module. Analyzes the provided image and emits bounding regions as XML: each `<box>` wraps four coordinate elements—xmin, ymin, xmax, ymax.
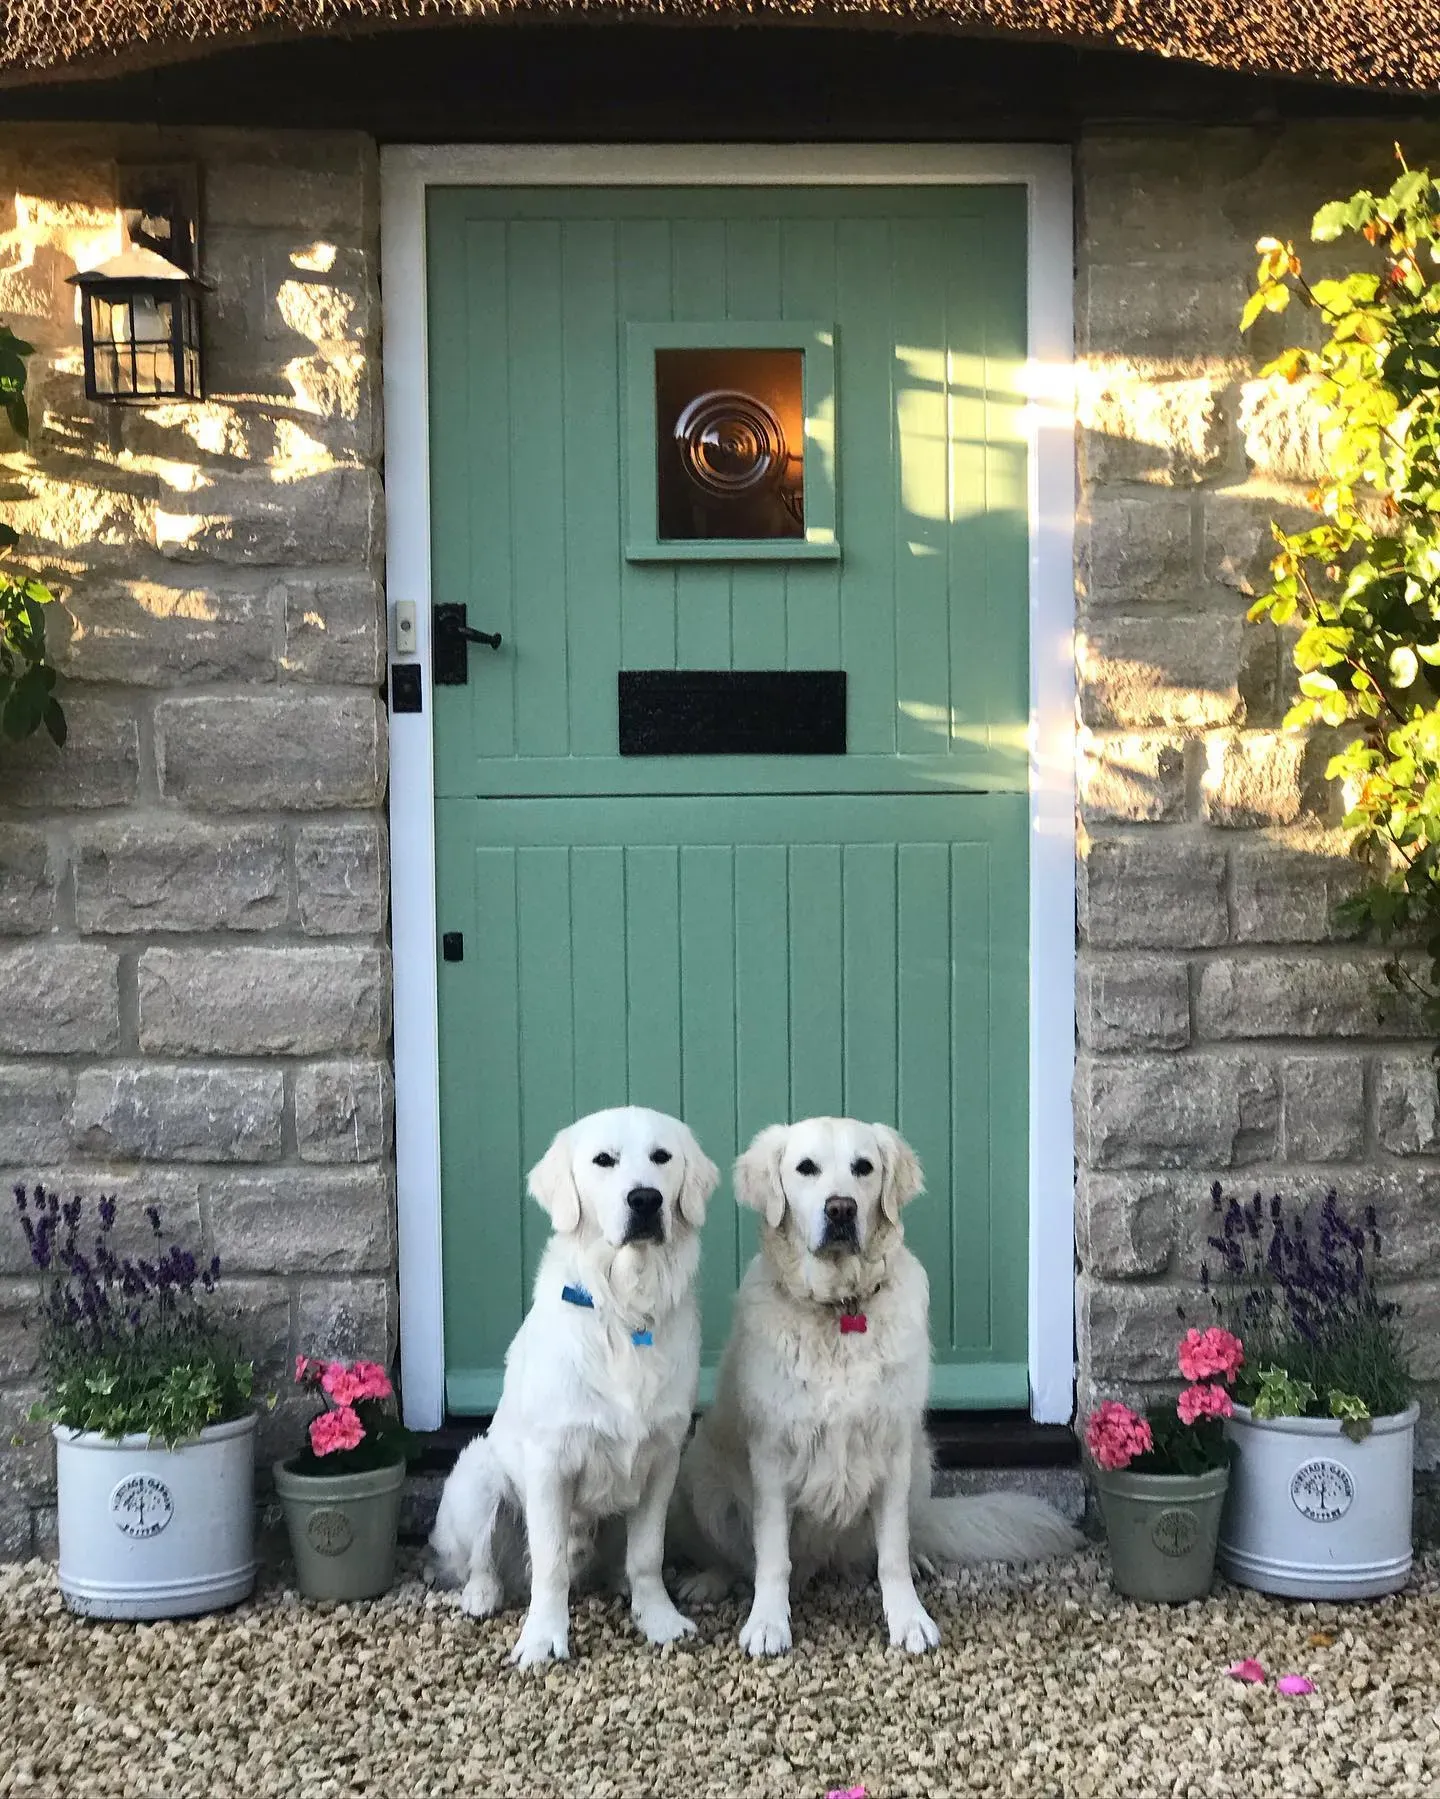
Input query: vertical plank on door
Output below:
<box><xmin>516</xmin><ymin>846</ymin><xmax>576</xmax><ymax>1290</ymax></box>
<box><xmin>619</xmin><ymin>216</ymin><xmax>677</xmax><ymax>670</ymax></box>
<box><xmin>508</xmin><ymin>223</ymin><xmax>571</xmax><ymax>758</ymax></box>
<box><xmin>734</xmin><ymin>844</ymin><xmax>791</xmax><ymax>1268</ymax></box>
<box><xmin>680</xmin><ymin>844</ymin><xmax>740</xmax><ymax>1346</ymax></box>
<box><xmin>897</xmin><ymin>843</ymin><xmax>955</xmax><ymax>1351</ymax></box>
<box><xmin>978</xmin><ymin>191</ymin><xmax>1030</xmax><ymax>761</ymax></box>
<box><xmin>624</xmin><ymin>845</ymin><xmax>683</xmax><ymax>1117</ymax></box>
<box><xmin>571</xmin><ymin>846</ymin><xmax>629</xmax><ymax>1117</ymax></box>
<box><xmin>780</xmin><ymin>217</ymin><xmax>840</xmax><ymax>670</ymax></box>
<box><xmin>788</xmin><ymin>842</ymin><xmax>843</xmax><ymax>1121</ymax></box>
<box><xmin>950</xmin><ymin>839</ymin><xmax>993</xmax><ymax>1352</ymax></box>
<box><xmin>562</xmin><ymin>219</ymin><xmax>624</xmax><ymax>760</ymax></box>
<box><xmin>728</xmin><ymin>218</ymin><xmax>787</xmax><ymax>673</ymax></box>
<box><xmin>672</xmin><ymin>217</ymin><xmax>736</xmax><ymax>670</ymax></box>
<box><xmin>841</xmin><ymin>842</ymin><xmax>898</xmax><ymax>1123</ymax></box>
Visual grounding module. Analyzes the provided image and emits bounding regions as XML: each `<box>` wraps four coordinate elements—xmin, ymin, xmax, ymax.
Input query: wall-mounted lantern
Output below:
<box><xmin>67</xmin><ymin>164</ymin><xmax>204</xmax><ymax>404</ymax></box>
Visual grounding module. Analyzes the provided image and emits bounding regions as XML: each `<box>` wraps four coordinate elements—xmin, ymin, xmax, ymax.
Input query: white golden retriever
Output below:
<box><xmin>673</xmin><ymin>1117</ymin><xmax>1081</xmax><ymax>1656</ymax></box>
<box><xmin>431</xmin><ymin>1106</ymin><xmax>719</xmax><ymax>1667</ymax></box>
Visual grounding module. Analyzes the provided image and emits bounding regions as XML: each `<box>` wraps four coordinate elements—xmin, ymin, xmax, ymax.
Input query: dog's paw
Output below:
<box><xmin>508</xmin><ymin>1616</ymin><xmax>570</xmax><ymax>1667</ymax></box>
<box><xmin>738</xmin><ymin>1606</ymin><xmax>792</xmax><ymax>1658</ymax></box>
<box><xmin>634</xmin><ymin>1599</ymin><xmax>698</xmax><ymax>1646</ymax></box>
<box><xmin>675</xmin><ymin>1566</ymin><xmax>733</xmax><ymax>1607</ymax></box>
<box><xmin>886</xmin><ymin>1601</ymin><xmax>941</xmax><ymax>1654</ymax></box>
<box><xmin>459</xmin><ymin>1572</ymin><xmax>505</xmax><ymax>1617</ymax></box>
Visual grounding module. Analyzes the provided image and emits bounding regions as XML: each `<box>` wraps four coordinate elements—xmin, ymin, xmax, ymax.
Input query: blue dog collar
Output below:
<box><xmin>561</xmin><ymin>1283</ymin><xmax>652</xmax><ymax>1347</ymax></box>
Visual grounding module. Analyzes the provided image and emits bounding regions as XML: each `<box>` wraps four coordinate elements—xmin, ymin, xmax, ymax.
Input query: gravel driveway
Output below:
<box><xmin>1</xmin><ymin>1550</ymin><xmax>1437</xmax><ymax>1799</ymax></box>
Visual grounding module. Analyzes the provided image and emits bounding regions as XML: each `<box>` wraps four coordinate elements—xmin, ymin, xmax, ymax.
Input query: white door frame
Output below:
<box><xmin>381</xmin><ymin>144</ymin><xmax>1077</xmax><ymax>1430</ymax></box>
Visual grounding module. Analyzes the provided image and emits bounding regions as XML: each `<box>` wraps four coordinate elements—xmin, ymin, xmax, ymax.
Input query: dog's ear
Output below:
<box><xmin>676</xmin><ymin>1128</ymin><xmax>720</xmax><ymax>1231</ymax></box>
<box><xmin>873</xmin><ymin>1124</ymin><xmax>924</xmax><ymax>1226</ymax></box>
<box><xmin>526</xmin><ymin>1127</ymin><xmax>582</xmax><ymax>1234</ymax></box>
<box><xmin>734</xmin><ymin>1124</ymin><xmax>789</xmax><ymax>1230</ymax></box>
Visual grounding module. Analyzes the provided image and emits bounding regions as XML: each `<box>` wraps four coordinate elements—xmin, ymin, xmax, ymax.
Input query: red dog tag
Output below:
<box><xmin>839</xmin><ymin>1313</ymin><xmax>867</xmax><ymax>1334</ymax></box>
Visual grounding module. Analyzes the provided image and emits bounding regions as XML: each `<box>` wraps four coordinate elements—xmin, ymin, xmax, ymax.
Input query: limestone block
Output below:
<box><xmin>1080</xmin><ymin>617</ymin><xmax>1246</xmax><ymax>730</ymax></box>
<box><xmin>213</xmin><ymin>1277</ymin><xmax>292</xmax><ymax>1384</ymax></box>
<box><xmin>1078</xmin><ymin>956</ymin><xmax>1190</xmax><ymax>1051</ymax></box>
<box><xmin>1201</xmin><ymin>731</ymin><xmax>1308</xmax><ymax>827</ymax></box>
<box><xmin>295</xmin><ymin>1060</ymin><xmax>392</xmax><ymax>1163</ymax></box>
<box><xmin>155</xmin><ymin>691</ymin><xmax>385</xmax><ymax>811</ymax></box>
<box><xmin>0</xmin><ymin>1167</ymin><xmax>202</xmax><ymax>1276</ymax></box>
<box><xmin>138</xmin><ymin>946</ymin><xmax>389</xmax><ymax>1056</ymax></box>
<box><xmin>209</xmin><ymin>1168</ymin><xmax>393</xmax><ymax>1274</ymax></box>
<box><xmin>1079</xmin><ymin>1054</ymin><xmax>1279</xmax><ymax>1170</ymax></box>
<box><xmin>204</xmin><ymin>163</ymin><xmax>367</xmax><ymax>234</ymax></box>
<box><xmin>1078</xmin><ymin>493</ymin><xmax>1196</xmax><ymax>610</ymax></box>
<box><xmin>1239</xmin><ymin>376</ymin><xmax>1327</xmax><ymax>484</ymax></box>
<box><xmin>1281</xmin><ymin>1056</ymin><xmax>1366</xmax><ymax>1162</ymax></box>
<box><xmin>1081</xmin><ymin>372</ymin><xmax>1231</xmax><ymax>488</ymax></box>
<box><xmin>1079</xmin><ymin>836</ymin><xmax>1227</xmax><ymax>949</ymax></box>
<box><xmin>0</xmin><ymin>699</ymin><xmax>138</xmax><ymax>809</ymax></box>
<box><xmin>154</xmin><ymin>467</ymin><xmax>377</xmax><ymax>568</ymax></box>
<box><xmin>0</xmin><ymin>827</ymin><xmax>56</xmax><ymax>933</ymax></box>
<box><xmin>1376</xmin><ymin>1059</ymin><xmax>1440</xmax><ymax>1156</ymax></box>
<box><xmin>57</xmin><ymin>572</ymin><xmax>280</xmax><ymax>686</ymax></box>
<box><xmin>0</xmin><ymin>1065</ymin><xmax>73</xmax><ymax>1166</ymax></box>
<box><xmin>1230</xmin><ymin>837</ymin><xmax>1365</xmax><ymax>943</ymax></box>
<box><xmin>1076</xmin><ymin>1172</ymin><xmax>1177</xmax><ymax>1278</ymax></box>
<box><xmin>1197</xmin><ymin>957</ymin><xmax>1423</xmax><ymax>1041</ymax></box>
<box><xmin>1077</xmin><ymin>1276</ymin><xmax>1192</xmax><ymax>1384</ymax></box>
<box><xmin>277</xmin><ymin>571</ymin><xmax>383</xmax><ymax>683</ymax></box>
<box><xmin>1077</xmin><ymin>733</ymin><xmax>1187</xmax><ymax>824</ymax></box>
<box><xmin>295</xmin><ymin>822</ymin><xmax>388</xmax><ymax>935</ymax></box>
<box><xmin>1203</xmin><ymin>485</ymin><xmax>1320</xmax><ymax>597</ymax></box>
<box><xmin>75</xmin><ymin>822</ymin><xmax>287</xmax><ymax>934</ymax></box>
<box><xmin>1085</xmin><ymin>265</ymin><xmax>1250</xmax><ymax>362</ymax></box>
<box><xmin>296</xmin><ymin>1277</ymin><xmax>395</xmax><ymax>1364</ymax></box>
<box><xmin>0</xmin><ymin>944</ymin><xmax>118</xmax><ymax>1053</ymax></box>
<box><xmin>0</xmin><ymin>1279</ymin><xmax>39</xmax><ymax>1380</ymax></box>
<box><xmin>70</xmin><ymin>1064</ymin><xmax>284</xmax><ymax>1163</ymax></box>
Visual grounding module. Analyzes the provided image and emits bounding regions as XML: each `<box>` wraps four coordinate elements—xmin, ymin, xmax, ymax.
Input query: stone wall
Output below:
<box><xmin>0</xmin><ymin>126</ymin><xmax>391</xmax><ymax>1556</ymax></box>
<box><xmin>1075</xmin><ymin>122</ymin><xmax>1440</xmax><ymax>1467</ymax></box>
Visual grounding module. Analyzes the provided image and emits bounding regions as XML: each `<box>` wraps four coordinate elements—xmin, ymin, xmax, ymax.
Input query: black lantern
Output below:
<box><xmin>67</xmin><ymin>165</ymin><xmax>204</xmax><ymax>404</ymax></box>
<box><xmin>70</xmin><ymin>247</ymin><xmax>203</xmax><ymax>403</ymax></box>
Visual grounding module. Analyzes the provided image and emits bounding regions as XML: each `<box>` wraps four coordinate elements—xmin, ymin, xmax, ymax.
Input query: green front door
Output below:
<box><xmin>428</xmin><ymin>185</ymin><xmax>1031</xmax><ymax>1411</ymax></box>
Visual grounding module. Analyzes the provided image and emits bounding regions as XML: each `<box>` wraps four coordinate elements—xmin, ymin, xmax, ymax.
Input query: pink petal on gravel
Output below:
<box><xmin>1276</xmin><ymin>1675</ymin><xmax>1316</xmax><ymax>1697</ymax></box>
<box><xmin>1226</xmin><ymin>1659</ymin><xmax>1267</xmax><ymax>1684</ymax></box>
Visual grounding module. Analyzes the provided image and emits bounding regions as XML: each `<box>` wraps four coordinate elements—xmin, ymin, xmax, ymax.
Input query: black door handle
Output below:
<box><xmin>433</xmin><ymin>604</ymin><xmax>502</xmax><ymax>684</ymax></box>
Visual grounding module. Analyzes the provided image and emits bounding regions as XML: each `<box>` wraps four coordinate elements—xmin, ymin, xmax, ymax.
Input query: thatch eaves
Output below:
<box><xmin>1</xmin><ymin>0</ymin><xmax>1437</xmax><ymax>93</ymax></box>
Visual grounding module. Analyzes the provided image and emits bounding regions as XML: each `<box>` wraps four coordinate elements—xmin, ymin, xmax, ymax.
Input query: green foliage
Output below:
<box><xmin>1328</xmin><ymin>1388</ymin><xmax>1374</xmax><ymax>1442</ymax></box>
<box><xmin>0</xmin><ymin>324</ymin><xmax>64</xmax><ymax>748</ymax></box>
<box><xmin>34</xmin><ymin>1356</ymin><xmax>255</xmax><ymax>1447</ymax></box>
<box><xmin>1127</xmin><ymin>1408</ymin><xmax>1231</xmax><ymax>1478</ymax></box>
<box><xmin>1249</xmin><ymin>1366</ymin><xmax>1318</xmax><ymax>1420</ymax></box>
<box><xmin>1243</xmin><ymin>150</ymin><xmax>1440</xmax><ymax>1031</ymax></box>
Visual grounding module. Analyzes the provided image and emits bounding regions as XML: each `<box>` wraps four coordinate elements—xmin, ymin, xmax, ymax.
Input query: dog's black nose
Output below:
<box><xmin>824</xmin><ymin>1195</ymin><xmax>858</xmax><ymax>1228</ymax></box>
<box><xmin>627</xmin><ymin>1186</ymin><xmax>663</xmax><ymax>1219</ymax></box>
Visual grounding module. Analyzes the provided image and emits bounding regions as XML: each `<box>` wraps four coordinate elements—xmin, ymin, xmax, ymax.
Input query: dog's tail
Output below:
<box><xmin>911</xmin><ymin>1492</ymin><xmax>1082</xmax><ymax>1567</ymax></box>
<box><xmin>429</xmin><ymin>1433</ymin><xmax>508</xmax><ymax>1588</ymax></box>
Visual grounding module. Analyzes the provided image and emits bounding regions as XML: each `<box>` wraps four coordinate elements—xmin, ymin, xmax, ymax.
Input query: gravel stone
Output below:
<box><xmin>0</xmin><ymin>1549</ymin><xmax>1437</xmax><ymax>1798</ymax></box>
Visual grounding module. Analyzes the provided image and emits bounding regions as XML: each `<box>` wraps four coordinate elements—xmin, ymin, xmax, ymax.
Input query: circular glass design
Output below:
<box><xmin>110</xmin><ymin>1473</ymin><xmax>174</xmax><ymax>1539</ymax></box>
<box><xmin>674</xmin><ymin>389</ymin><xmax>788</xmax><ymax>498</ymax></box>
<box><xmin>1290</xmin><ymin>1458</ymin><xmax>1355</xmax><ymax>1523</ymax></box>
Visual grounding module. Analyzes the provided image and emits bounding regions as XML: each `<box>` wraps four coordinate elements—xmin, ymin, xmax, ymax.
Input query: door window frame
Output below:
<box><xmin>381</xmin><ymin>144</ymin><xmax>1076</xmax><ymax>1429</ymax></box>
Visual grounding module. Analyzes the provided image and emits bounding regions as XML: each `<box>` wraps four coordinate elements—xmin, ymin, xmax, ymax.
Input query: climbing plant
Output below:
<box><xmin>1244</xmin><ymin>149</ymin><xmax>1440</xmax><ymax>1032</ymax></box>
<box><xmin>0</xmin><ymin>323</ymin><xmax>64</xmax><ymax>746</ymax></box>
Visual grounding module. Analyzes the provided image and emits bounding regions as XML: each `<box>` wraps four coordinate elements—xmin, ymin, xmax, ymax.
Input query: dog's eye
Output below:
<box><xmin>650</xmin><ymin>1149</ymin><xmax>672</xmax><ymax>1165</ymax></box>
<box><xmin>592</xmin><ymin>1152</ymin><xmax>618</xmax><ymax>1168</ymax></box>
<box><xmin>852</xmin><ymin>1157</ymin><xmax>874</xmax><ymax>1177</ymax></box>
<box><xmin>795</xmin><ymin>1158</ymin><xmax>820</xmax><ymax>1177</ymax></box>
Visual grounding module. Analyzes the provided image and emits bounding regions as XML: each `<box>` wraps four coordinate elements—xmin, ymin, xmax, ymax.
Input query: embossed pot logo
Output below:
<box><xmin>305</xmin><ymin>1508</ymin><xmax>355</xmax><ymax>1556</ymax></box>
<box><xmin>110</xmin><ymin>1473</ymin><xmax>174</xmax><ymax>1539</ymax></box>
<box><xmin>1290</xmin><ymin>1459</ymin><xmax>1355</xmax><ymax>1523</ymax></box>
<box><xmin>1150</xmin><ymin>1508</ymin><xmax>1200</xmax><ymax>1558</ymax></box>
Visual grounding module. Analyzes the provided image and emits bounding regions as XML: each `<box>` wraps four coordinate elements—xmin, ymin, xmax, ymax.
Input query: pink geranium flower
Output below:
<box><xmin>1085</xmin><ymin>1401</ymin><xmax>1154</xmax><ymax>1471</ymax></box>
<box><xmin>310</xmin><ymin>1405</ymin><xmax>365</xmax><ymax>1457</ymax></box>
<box><xmin>1276</xmin><ymin>1675</ymin><xmax>1316</xmax><ymax>1697</ymax></box>
<box><xmin>1226</xmin><ymin>1659</ymin><xmax>1266</xmax><ymax>1684</ymax></box>
<box><xmin>1178</xmin><ymin>1327</ymin><xmax>1245</xmax><ymax>1386</ymax></box>
<box><xmin>320</xmin><ymin>1362</ymin><xmax>366</xmax><ymax>1406</ymax></box>
<box><xmin>1178</xmin><ymin>1381</ymin><xmax>1235</xmax><ymax>1425</ymax></box>
<box><xmin>350</xmin><ymin>1361</ymin><xmax>393</xmax><ymax>1402</ymax></box>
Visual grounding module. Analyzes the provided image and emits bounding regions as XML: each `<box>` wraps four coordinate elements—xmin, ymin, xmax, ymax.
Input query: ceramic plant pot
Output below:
<box><xmin>1095</xmin><ymin>1463</ymin><xmax>1230</xmax><ymax>1603</ymax></box>
<box><xmin>1219</xmin><ymin>1402</ymin><xmax>1418</xmax><ymax>1600</ymax></box>
<box><xmin>54</xmin><ymin>1413</ymin><xmax>258</xmax><ymax>1620</ymax></box>
<box><xmin>273</xmin><ymin>1456</ymin><xmax>406</xmax><ymax>1602</ymax></box>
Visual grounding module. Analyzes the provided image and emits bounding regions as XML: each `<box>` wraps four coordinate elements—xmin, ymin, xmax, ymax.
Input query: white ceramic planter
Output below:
<box><xmin>54</xmin><ymin>1413</ymin><xmax>258</xmax><ymax>1620</ymax></box>
<box><xmin>1219</xmin><ymin>1401</ymin><xmax>1419</xmax><ymax>1600</ymax></box>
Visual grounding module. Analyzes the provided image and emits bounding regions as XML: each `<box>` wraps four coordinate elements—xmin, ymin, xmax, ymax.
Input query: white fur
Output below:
<box><xmin>431</xmin><ymin>1106</ymin><xmax>719</xmax><ymax>1667</ymax></box>
<box><xmin>673</xmin><ymin>1117</ymin><xmax>1082</xmax><ymax>1657</ymax></box>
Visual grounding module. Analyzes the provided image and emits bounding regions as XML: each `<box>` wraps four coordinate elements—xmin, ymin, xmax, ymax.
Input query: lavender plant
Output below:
<box><xmin>15</xmin><ymin>1184</ymin><xmax>254</xmax><ymax>1444</ymax></box>
<box><xmin>1203</xmin><ymin>1184</ymin><xmax>1413</xmax><ymax>1439</ymax></box>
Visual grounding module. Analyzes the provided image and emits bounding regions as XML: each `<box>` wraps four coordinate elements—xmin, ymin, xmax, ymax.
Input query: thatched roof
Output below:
<box><xmin>2</xmin><ymin>0</ymin><xmax>1437</xmax><ymax>92</ymax></box>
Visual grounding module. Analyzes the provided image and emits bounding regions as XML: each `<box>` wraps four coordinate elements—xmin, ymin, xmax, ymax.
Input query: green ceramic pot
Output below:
<box><xmin>1095</xmin><ymin>1464</ymin><xmax>1230</xmax><ymax>1603</ymax></box>
<box><xmin>273</xmin><ymin>1456</ymin><xmax>405</xmax><ymax>1602</ymax></box>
